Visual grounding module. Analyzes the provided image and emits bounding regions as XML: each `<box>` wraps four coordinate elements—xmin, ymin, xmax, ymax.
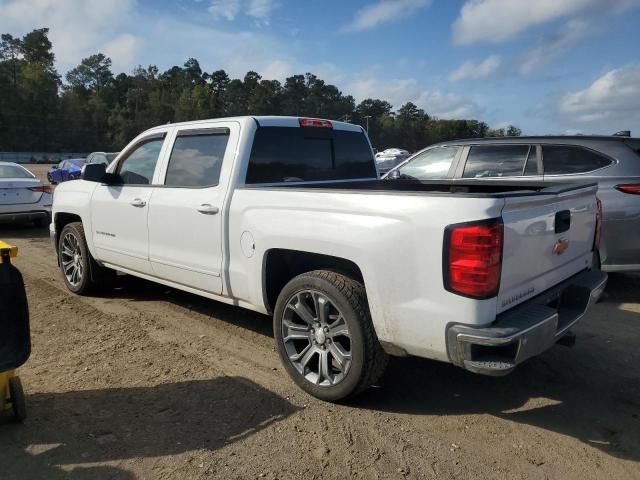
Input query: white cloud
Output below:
<box><xmin>102</xmin><ymin>34</ymin><xmax>141</xmax><ymax>73</ymax></box>
<box><xmin>208</xmin><ymin>0</ymin><xmax>278</xmax><ymax>23</ymax></box>
<box><xmin>559</xmin><ymin>64</ymin><xmax>640</xmax><ymax>124</ymax></box>
<box><xmin>452</xmin><ymin>0</ymin><xmax>640</xmax><ymax>45</ymax></box>
<box><xmin>518</xmin><ymin>20</ymin><xmax>590</xmax><ymax>75</ymax></box>
<box><xmin>0</xmin><ymin>0</ymin><xmax>135</xmax><ymax>72</ymax></box>
<box><xmin>450</xmin><ymin>55</ymin><xmax>501</xmax><ymax>82</ymax></box>
<box><xmin>208</xmin><ymin>0</ymin><xmax>241</xmax><ymax>20</ymax></box>
<box><xmin>345</xmin><ymin>77</ymin><xmax>480</xmax><ymax>118</ymax></box>
<box><xmin>247</xmin><ymin>0</ymin><xmax>277</xmax><ymax>20</ymax></box>
<box><xmin>260</xmin><ymin>59</ymin><xmax>294</xmax><ymax>82</ymax></box>
<box><xmin>343</xmin><ymin>0</ymin><xmax>431</xmax><ymax>32</ymax></box>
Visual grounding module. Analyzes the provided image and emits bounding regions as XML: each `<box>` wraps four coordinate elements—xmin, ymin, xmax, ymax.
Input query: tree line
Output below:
<box><xmin>0</xmin><ymin>28</ymin><xmax>521</xmax><ymax>154</ymax></box>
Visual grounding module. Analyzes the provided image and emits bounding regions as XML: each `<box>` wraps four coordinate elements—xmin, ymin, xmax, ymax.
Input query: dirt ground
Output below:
<box><xmin>0</xmin><ymin>165</ymin><xmax>639</xmax><ymax>479</ymax></box>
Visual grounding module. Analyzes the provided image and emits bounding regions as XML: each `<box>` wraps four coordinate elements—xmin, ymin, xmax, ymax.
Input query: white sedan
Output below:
<box><xmin>0</xmin><ymin>162</ymin><xmax>52</xmax><ymax>227</ymax></box>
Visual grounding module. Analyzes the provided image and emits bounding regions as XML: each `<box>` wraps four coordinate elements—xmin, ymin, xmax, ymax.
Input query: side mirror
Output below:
<box><xmin>386</xmin><ymin>169</ymin><xmax>401</xmax><ymax>180</ymax></box>
<box><xmin>81</xmin><ymin>163</ymin><xmax>107</xmax><ymax>183</ymax></box>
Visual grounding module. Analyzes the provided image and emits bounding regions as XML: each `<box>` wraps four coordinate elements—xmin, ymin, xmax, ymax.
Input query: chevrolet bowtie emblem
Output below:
<box><xmin>552</xmin><ymin>238</ymin><xmax>570</xmax><ymax>255</ymax></box>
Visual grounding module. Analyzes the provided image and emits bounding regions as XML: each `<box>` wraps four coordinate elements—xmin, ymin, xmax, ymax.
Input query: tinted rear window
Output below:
<box><xmin>246</xmin><ymin>127</ymin><xmax>376</xmax><ymax>184</ymax></box>
<box><xmin>462</xmin><ymin>145</ymin><xmax>532</xmax><ymax>178</ymax></box>
<box><xmin>0</xmin><ymin>164</ymin><xmax>33</xmax><ymax>179</ymax></box>
<box><xmin>542</xmin><ymin>145</ymin><xmax>613</xmax><ymax>175</ymax></box>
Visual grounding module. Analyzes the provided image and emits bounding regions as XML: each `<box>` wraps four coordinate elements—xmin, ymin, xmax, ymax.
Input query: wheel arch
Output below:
<box><xmin>262</xmin><ymin>248</ymin><xmax>365</xmax><ymax>314</ymax></box>
<box><xmin>53</xmin><ymin>212</ymin><xmax>83</xmax><ymax>252</ymax></box>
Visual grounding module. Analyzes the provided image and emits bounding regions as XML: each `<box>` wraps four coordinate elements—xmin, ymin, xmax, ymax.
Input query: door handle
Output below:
<box><xmin>197</xmin><ymin>203</ymin><xmax>219</xmax><ymax>215</ymax></box>
<box><xmin>130</xmin><ymin>198</ymin><xmax>147</xmax><ymax>208</ymax></box>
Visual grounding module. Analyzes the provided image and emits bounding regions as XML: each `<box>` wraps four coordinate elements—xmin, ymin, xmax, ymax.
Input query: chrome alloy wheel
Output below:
<box><xmin>60</xmin><ymin>232</ymin><xmax>84</xmax><ymax>287</ymax></box>
<box><xmin>281</xmin><ymin>290</ymin><xmax>352</xmax><ymax>386</ymax></box>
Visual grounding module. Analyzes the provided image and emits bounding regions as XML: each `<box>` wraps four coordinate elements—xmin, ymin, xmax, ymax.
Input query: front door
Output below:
<box><xmin>148</xmin><ymin>123</ymin><xmax>238</xmax><ymax>294</ymax></box>
<box><xmin>91</xmin><ymin>132</ymin><xmax>168</xmax><ymax>275</ymax></box>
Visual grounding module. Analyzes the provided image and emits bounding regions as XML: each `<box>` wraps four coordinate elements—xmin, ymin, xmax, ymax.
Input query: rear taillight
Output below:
<box><xmin>615</xmin><ymin>184</ymin><xmax>640</xmax><ymax>195</ymax></box>
<box><xmin>444</xmin><ymin>219</ymin><xmax>503</xmax><ymax>299</ymax></box>
<box><xmin>594</xmin><ymin>197</ymin><xmax>603</xmax><ymax>251</ymax></box>
<box><xmin>29</xmin><ymin>185</ymin><xmax>52</xmax><ymax>193</ymax></box>
<box><xmin>299</xmin><ymin>118</ymin><xmax>333</xmax><ymax>129</ymax></box>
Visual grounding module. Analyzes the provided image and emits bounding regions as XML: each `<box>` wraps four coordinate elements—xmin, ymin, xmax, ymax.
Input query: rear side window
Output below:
<box><xmin>462</xmin><ymin>145</ymin><xmax>532</xmax><ymax>178</ymax></box>
<box><xmin>397</xmin><ymin>147</ymin><xmax>458</xmax><ymax>179</ymax></box>
<box><xmin>542</xmin><ymin>145</ymin><xmax>613</xmax><ymax>175</ymax></box>
<box><xmin>165</xmin><ymin>131</ymin><xmax>229</xmax><ymax>187</ymax></box>
<box><xmin>246</xmin><ymin>127</ymin><xmax>376</xmax><ymax>184</ymax></box>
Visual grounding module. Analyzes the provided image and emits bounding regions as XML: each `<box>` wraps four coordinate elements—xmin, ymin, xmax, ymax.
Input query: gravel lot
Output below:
<box><xmin>0</xmin><ymin>165</ymin><xmax>638</xmax><ymax>479</ymax></box>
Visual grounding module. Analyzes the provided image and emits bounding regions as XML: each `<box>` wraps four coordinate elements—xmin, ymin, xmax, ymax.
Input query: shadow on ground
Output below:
<box><xmin>354</xmin><ymin>273</ymin><xmax>640</xmax><ymax>462</ymax></box>
<box><xmin>102</xmin><ymin>271</ymin><xmax>640</xmax><ymax>462</ymax></box>
<box><xmin>0</xmin><ymin>377</ymin><xmax>299</xmax><ymax>480</ymax></box>
<box><xmin>101</xmin><ymin>274</ymin><xmax>274</xmax><ymax>338</ymax></box>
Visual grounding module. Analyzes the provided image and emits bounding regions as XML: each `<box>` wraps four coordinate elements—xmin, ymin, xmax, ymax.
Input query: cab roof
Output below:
<box><xmin>147</xmin><ymin>116</ymin><xmax>364</xmax><ymax>133</ymax></box>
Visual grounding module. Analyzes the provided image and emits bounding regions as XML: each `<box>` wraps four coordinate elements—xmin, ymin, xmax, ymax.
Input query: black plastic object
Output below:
<box><xmin>0</xmin><ymin>249</ymin><xmax>31</xmax><ymax>372</ymax></box>
<box><xmin>555</xmin><ymin>210</ymin><xmax>571</xmax><ymax>234</ymax></box>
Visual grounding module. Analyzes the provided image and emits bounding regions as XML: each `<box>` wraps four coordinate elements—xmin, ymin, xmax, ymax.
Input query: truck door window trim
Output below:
<box><xmin>162</xmin><ymin>130</ymin><xmax>231</xmax><ymax>188</ymax></box>
<box><xmin>176</xmin><ymin>127</ymin><xmax>230</xmax><ymax>137</ymax></box>
<box><xmin>113</xmin><ymin>133</ymin><xmax>167</xmax><ymax>186</ymax></box>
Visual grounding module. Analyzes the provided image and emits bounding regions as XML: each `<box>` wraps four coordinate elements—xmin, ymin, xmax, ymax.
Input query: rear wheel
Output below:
<box><xmin>58</xmin><ymin>222</ymin><xmax>113</xmax><ymax>295</ymax></box>
<box><xmin>273</xmin><ymin>270</ymin><xmax>388</xmax><ymax>402</ymax></box>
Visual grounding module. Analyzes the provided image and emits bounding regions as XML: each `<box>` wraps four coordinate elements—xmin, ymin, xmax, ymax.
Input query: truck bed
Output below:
<box><xmin>243</xmin><ymin>179</ymin><xmax>598</xmax><ymax>198</ymax></box>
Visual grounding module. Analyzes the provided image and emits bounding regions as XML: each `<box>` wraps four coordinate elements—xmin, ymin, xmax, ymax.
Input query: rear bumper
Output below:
<box><xmin>0</xmin><ymin>210</ymin><xmax>49</xmax><ymax>224</ymax></box>
<box><xmin>446</xmin><ymin>269</ymin><xmax>607</xmax><ymax>376</ymax></box>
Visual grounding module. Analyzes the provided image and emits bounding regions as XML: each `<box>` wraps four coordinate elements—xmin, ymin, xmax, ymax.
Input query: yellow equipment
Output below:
<box><xmin>0</xmin><ymin>241</ymin><xmax>29</xmax><ymax>421</ymax></box>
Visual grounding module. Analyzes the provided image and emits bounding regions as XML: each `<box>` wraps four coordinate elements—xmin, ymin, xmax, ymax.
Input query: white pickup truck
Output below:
<box><xmin>50</xmin><ymin>116</ymin><xmax>607</xmax><ymax>401</ymax></box>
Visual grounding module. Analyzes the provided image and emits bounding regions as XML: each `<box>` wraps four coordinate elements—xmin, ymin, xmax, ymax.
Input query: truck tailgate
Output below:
<box><xmin>498</xmin><ymin>184</ymin><xmax>598</xmax><ymax>314</ymax></box>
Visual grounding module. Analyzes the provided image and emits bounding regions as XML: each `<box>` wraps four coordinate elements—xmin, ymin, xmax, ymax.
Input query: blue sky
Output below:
<box><xmin>1</xmin><ymin>0</ymin><xmax>640</xmax><ymax>134</ymax></box>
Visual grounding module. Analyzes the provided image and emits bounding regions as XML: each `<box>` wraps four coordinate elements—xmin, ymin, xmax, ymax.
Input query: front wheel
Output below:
<box><xmin>273</xmin><ymin>270</ymin><xmax>388</xmax><ymax>402</ymax></box>
<box><xmin>58</xmin><ymin>222</ymin><xmax>113</xmax><ymax>295</ymax></box>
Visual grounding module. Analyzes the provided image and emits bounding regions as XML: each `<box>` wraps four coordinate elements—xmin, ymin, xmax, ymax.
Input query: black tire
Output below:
<box><xmin>273</xmin><ymin>270</ymin><xmax>388</xmax><ymax>402</ymax></box>
<box><xmin>9</xmin><ymin>376</ymin><xmax>26</xmax><ymax>422</ymax></box>
<box><xmin>58</xmin><ymin>222</ymin><xmax>113</xmax><ymax>295</ymax></box>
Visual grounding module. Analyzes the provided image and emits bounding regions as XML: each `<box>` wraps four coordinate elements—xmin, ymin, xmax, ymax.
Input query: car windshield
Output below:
<box><xmin>106</xmin><ymin>153</ymin><xmax>118</xmax><ymax>162</ymax></box>
<box><xmin>68</xmin><ymin>159</ymin><xmax>85</xmax><ymax>167</ymax></box>
<box><xmin>0</xmin><ymin>164</ymin><xmax>34</xmax><ymax>179</ymax></box>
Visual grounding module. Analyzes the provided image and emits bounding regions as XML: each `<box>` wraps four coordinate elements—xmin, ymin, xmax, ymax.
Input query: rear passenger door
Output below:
<box><xmin>147</xmin><ymin>122</ymin><xmax>239</xmax><ymax>294</ymax></box>
<box><xmin>456</xmin><ymin>144</ymin><xmax>541</xmax><ymax>180</ymax></box>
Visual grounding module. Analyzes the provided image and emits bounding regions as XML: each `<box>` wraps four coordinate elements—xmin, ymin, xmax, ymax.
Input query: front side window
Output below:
<box><xmin>117</xmin><ymin>137</ymin><xmax>165</xmax><ymax>185</ymax></box>
<box><xmin>165</xmin><ymin>132</ymin><xmax>230</xmax><ymax>187</ymax></box>
<box><xmin>396</xmin><ymin>147</ymin><xmax>458</xmax><ymax>180</ymax></box>
<box><xmin>462</xmin><ymin>145</ymin><xmax>532</xmax><ymax>178</ymax></box>
<box><xmin>542</xmin><ymin>145</ymin><xmax>613</xmax><ymax>175</ymax></box>
<box><xmin>246</xmin><ymin>127</ymin><xmax>376</xmax><ymax>184</ymax></box>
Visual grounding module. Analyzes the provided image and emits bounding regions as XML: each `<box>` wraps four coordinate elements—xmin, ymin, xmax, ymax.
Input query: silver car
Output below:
<box><xmin>385</xmin><ymin>134</ymin><xmax>640</xmax><ymax>272</ymax></box>
<box><xmin>0</xmin><ymin>162</ymin><xmax>52</xmax><ymax>227</ymax></box>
